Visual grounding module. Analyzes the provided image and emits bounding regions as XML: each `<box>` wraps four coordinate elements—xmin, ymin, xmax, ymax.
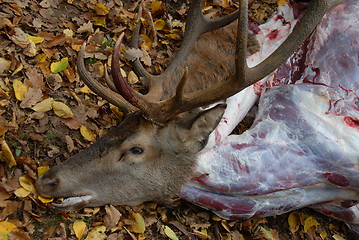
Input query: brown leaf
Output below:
<box><xmin>61</xmin><ymin>118</ymin><xmax>81</xmax><ymax>130</ymax></box>
<box><xmin>65</xmin><ymin>135</ymin><xmax>74</xmax><ymax>153</ymax></box>
<box><xmin>103</xmin><ymin>205</ymin><xmax>122</xmax><ymax>229</ymax></box>
<box><xmin>42</xmin><ymin>34</ymin><xmax>67</xmax><ymax>48</ymax></box>
<box><xmin>25</xmin><ymin>67</ymin><xmax>45</xmax><ymax>89</ymax></box>
<box><xmin>20</xmin><ymin>87</ymin><xmax>43</xmax><ymax>108</ymax></box>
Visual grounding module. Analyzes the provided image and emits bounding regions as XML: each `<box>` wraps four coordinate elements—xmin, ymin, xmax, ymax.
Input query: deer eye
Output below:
<box><xmin>129</xmin><ymin>147</ymin><xmax>143</xmax><ymax>154</ymax></box>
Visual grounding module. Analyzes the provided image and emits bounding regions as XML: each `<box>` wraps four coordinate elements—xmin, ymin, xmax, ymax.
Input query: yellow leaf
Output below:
<box><xmin>32</xmin><ymin>98</ymin><xmax>54</xmax><ymax>113</ymax></box>
<box><xmin>221</xmin><ymin>220</ymin><xmax>231</xmax><ymax>232</ymax></box>
<box><xmin>38</xmin><ymin>195</ymin><xmax>53</xmax><ymax>203</ymax></box>
<box><xmin>163</xmin><ymin>225</ymin><xmax>178</xmax><ymax>240</ymax></box>
<box><xmin>127</xmin><ymin>71</ymin><xmax>138</xmax><ymax>84</ymax></box>
<box><xmin>277</xmin><ymin>0</ymin><xmax>287</xmax><ymax>6</ymax></box>
<box><xmin>151</xmin><ymin>0</ymin><xmax>163</xmax><ymax>14</ymax></box>
<box><xmin>14</xmin><ymin>187</ymin><xmax>30</xmax><ymax>197</ymax></box>
<box><xmin>35</xmin><ymin>53</ymin><xmax>47</xmax><ymax>63</ymax></box>
<box><xmin>11</xmin><ymin>63</ymin><xmax>23</xmax><ymax>76</ymax></box>
<box><xmin>80</xmin><ymin>85</ymin><xmax>93</xmax><ymax>94</ymax></box>
<box><xmin>131</xmin><ymin>213</ymin><xmax>145</xmax><ymax>234</ymax></box>
<box><xmin>63</xmin><ymin>29</ymin><xmax>74</xmax><ymax>38</ymax></box>
<box><xmin>1</xmin><ymin>140</ymin><xmax>16</xmax><ymax>167</ymax></box>
<box><xmin>51</xmin><ymin>57</ymin><xmax>69</xmax><ymax>73</ymax></box>
<box><xmin>19</xmin><ymin>176</ymin><xmax>36</xmax><ymax>193</ymax></box>
<box><xmin>288</xmin><ymin>212</ymin><xmax>300</xmax><ymax>234</ymax></box>
<box><xmin>53</xmin><ymin>101</ymin><xmax>73</xmax><ymax>118</ymax></box>
<box><xmin>13</xmin><ymin>79</ymin><xmax>27</xmax><ymax>101</ymax></box>
<box><xmin>212</xmin><ymin>216</ymin><xmax>222</xmax><ymax>221</ymax></box>
<box><xmin>93</xmin><ymin>16</ymin><xmax>106</xmax><ymax>27</ymax></box>
<box><xmin>80</xmin><ymin>125</ymin><xmax>96</xmax><ymax>142</ymax></box>
<box><xmin>0</xmin><ymin>221</ymin><xmax>18</xmax><ymax>235</ymax></box>
<box><xmin>84</xmin><ymin>226</ymin><xmax>106</xmax><ymax>240</ymax></box>
<box><xmin>26</xmin><ymin>36</ymin><xmax>44</xmax><ymax>44</ymax></box>
<box><xmin>73</xmin><ymin>220</ymin><xmax>87</xmax><ymax>240</ymax></box>
<box><xmin>165</xmin><ymin>33</ymin><xmax>182</xmax><ymax>41</ymax></box>
<box><xmin>303</xmin><ymin>216</ymin><xmax>318</xmax><ymax>233</ymax></box>
<box><xmin>96</xmin><ymin>3</ymin><xmax>109</xmax><ymax>14</ymax></box>
<box><xmin>154</xmin><ymin>19</ymin><xmax>166</xmax><ymax>31</ymax></box>
<box><xmin>37</xmin><ymin>166</ymin><xmax>50</xmax><ymax>177</ymax></box>
<box><xmin>320</xmin><ymin>230</ymin><xmax>327</xmax><ymax>239</ymax></box>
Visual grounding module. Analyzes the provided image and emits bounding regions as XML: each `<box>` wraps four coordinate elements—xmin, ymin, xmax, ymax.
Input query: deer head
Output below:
<box><xmin>35</xmin><ymin>0</ymin><xmax>343</xmax><ymax>210</ymax></box>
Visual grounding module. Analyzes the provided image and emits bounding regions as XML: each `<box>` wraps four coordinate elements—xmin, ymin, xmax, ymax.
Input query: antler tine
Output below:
<box><xmin>77</xmin><ymin>43</ymin><xmax>138</xmax><ymax>114</ymax></box>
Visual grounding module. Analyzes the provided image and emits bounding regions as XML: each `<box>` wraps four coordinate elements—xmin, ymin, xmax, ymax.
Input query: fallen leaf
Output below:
<box><xmin>131</xmin><ymin>212</ymin><xmax>145</xmax><ymax>234</ymax></box>
<box><xmin>259</xmin><ymin>226</ymin><xmax>273</xmax><ymax>240</ymax></box>
<box><xmin>163</xmin><ymin>225</ymin><xmax>178</xmax><ymax>240</ymax></box>
<box><xmin>84</xmin><ymin>226</ymin><xmax>106</xmax><ymax>240</ymax></box>
<box><xmin>165</xmin><ymin>33</ymin><xmax>182</xmax><ymax>40</ymax></box>
<box><xmin>38</xmin><ymin>195</ymin><xmax>53</xmax><ymax>203</ymax></box>
<box><xmin>303</xmin><ymin>216</ymin><xmax>318</xmax><ymax>233</ymax></box>
<box><xmin>0</xmin><ymin>58</ymin><xmax>11</xmax><ymax>73</ymax></box>
<box><xmin>53</xmin><ymin>101</ymin><xmax>73</xmax><ymax>118</ymax></box>
<box><xmin>13</xmin><ymin>79</ymin><xmax>27</xmax><ymax>101</ymax></box>
<box><xmin>63</xmin><ymin>29</ymin><xmax>74</xmax><ymax>38</ymax></box>
<box><xmin>288</xmin><ymin>211</ymin><xmax>300</xmax><ymax>234</ymax></box>
<box><xmin>80</xmin><ymin>125</ymin><xmax>96</xmax><ymax>141</ymax></box>
<box><xmin>154</xmin><ymin>19</ymin><xmax>166</xmax><ymax>31</ymax></box>
<box><xmin>332</xmin><ymin>234</ymin><xmax>346</xmax><ymax>240</ymax></box>
<box><xmin>0</xmin><ymin>221</ymin><xmax>18</xmax><ymax>236</ymax></box>
<box><xmin>20</xmin><ymin>87</ymin><xmax>43</xmax><ymax>108</ymax></box>
<box><xmin>26</xmin><ymin>36</ymin><xmax>44</xmax><ymax>44</ymax></box>
<box><xmin>50</xmin><ymin>57</ymin><xmax>69</xmax><ymax>73</ymax></box>
<box><xmin>95</xmin><ymin>3</ymin><xmax>109</xmax><ymax>15</ymax></box>
<box><xmin>127</xmin><ymin>71</ymin><xmax>138</xmax><ymax>84</ymax></box>
<box><xmin>32</xmin><ymin>98</ymin><xmax>54</xmax><ymax>112</ymax></box>
<box><xmin>14</xmin><ymin>187</ymin><xmax>30</xmax><ymax>197</ymax></box>
<box><xmin>37</xmin><ymin>166</ymin><xmax>50</xmax><ymax>177</ymax></box>
<box><xmin>104</xmin><ymin>205</ymin><xmax>122</xmax><ymax>229</ymax></box>
<box><xmin>1</xmin><ymin>139</ymin><xmax>16</xmax><ymax>167</ymax></box>
<box><xmin>73</xmin><ymin>220</ymin><xmax>87</xmax><ymax>239</ymax></box>
<box><xmin>277</xmin><ymin>0</ymin><xmax>287</xmax><ymax>6</ymax></box>
<box><xmin>19</xmin><ymin>176</ymin><xmax>36</xmax><ymax>193</ymax></box>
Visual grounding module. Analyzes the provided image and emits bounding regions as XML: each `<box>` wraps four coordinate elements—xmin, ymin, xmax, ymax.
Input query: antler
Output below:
<box><xmin>111</xmin><ymin>0</ymin><xmax>344</xmax><ymax>125</ymax></box>
<box><xmin>129</xmin><ymin>0</ymin><xmax>256</xmax><ymax>101</ymax></box>
<box><xmin>77</xmin><ymin>43</ymin><xmax>138</xmax><ymax>114</ymax></box>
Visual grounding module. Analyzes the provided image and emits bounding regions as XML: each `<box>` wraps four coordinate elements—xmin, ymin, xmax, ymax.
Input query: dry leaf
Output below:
<box><xmin>84</xmin><ymin>226</ymin><xmax>106</xmax><ymax>240</ymax></box>
<box><xmin>103</xmin><ymin>205</ymin><xmax>122</xmax><ymax>229</ymax></box>
<box><xmin>53</xmin><ymin>101</ymin><xmax>73</xmax><ymax>118</ymax></box>
<box><xmin>303</xmin><ymin>216</ymin><xmax>318</xmax><ymax>233</ymax></box>
<box><xmin>163</xmin><ymin>225</ymin><xmax>178</xmax><ymax>240</ymax></box>
<box><xmin>38</xmin><ymin>195</ymin><xmax>53</xmax><ymax>203</ymax></box>
<box><xmin>73</xmin><ymin>220</ymin><xmax>87</xmax><ymax>239</ymax></box>
<box><xmin>288</xmin><ymin>212</ymin><xmax>300</xmax><ymax>234</ymax></box>
<box><xmin>131</xmin><ymin>213</ymin><xmax>145</xmax><ymax>234</ymax></box>
<box><xmin>19</xmin><ymin>176</ymin><xmax>36</xmax><ymax>193</ymax></box>
<box><xmin>277</xmin><ymin>0</ymin><xmax>287</xmax><ymax>6</ymax></box>
<box><xmin>127</xmin><ymin>71</ymin><xmax>138</xmax><ymax>84</ymax></box>
<box><xmin>37</xmin><ymin>166</ymin><xmax>50</xmax><ymax>177</ymax></box>
<box><xmin>32</xmin><ymin>98</ymin><xmax>54</xmax><ymax>112</ymax></box>
<box><xmin>0</xmin><ymin>58</ymin><xmax>11</xmax><ymax>73</ymax></box>
<box><xmin>0</xmin><ymin>221</ymin><xmax>18</xmax><ymax>236</ymax></box>
<box><xmin>1</xmin><ymin>140</ymin><xmax>16</xmax><ymax>167</ymax></box>
<box><xmin>154</xmin><ymin>19</ymin><xmax>166</xmax><ymax>31</ymax></box>
<box><xmin>26</xmin><ymin>36</ymin><xmax>44</xmax><ymax>44</ymax></box>
<box><xmin>14</xmin><ymin>187</ymin><xmax>30</xmax><ymax>197</ymax></box>
<box><xmin>20</xmin><ymin>87</ymin><xmax>43</xmax><ymax>108</ymax></box>
<box><xmin>80</xmin><ymin>125</ymin><xmax>96</xmax><ymax>141</ymax></box>
<box><xmin>13</xmin><ymin>79</ymin><xmax>27</xmax><ymax>101</ymax></box>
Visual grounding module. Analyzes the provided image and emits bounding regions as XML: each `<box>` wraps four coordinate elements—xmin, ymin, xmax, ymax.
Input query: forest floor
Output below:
<box><xmin>0</xmin><ymin>0</ymin><xmax>354</xmax><ymax>239</ymax></box>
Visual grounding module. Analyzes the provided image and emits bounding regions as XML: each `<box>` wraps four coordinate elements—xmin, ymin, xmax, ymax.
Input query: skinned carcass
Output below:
<box><xmin>180</xmin><ymin>0</ymin><xmax>359</xmax><ymax>231</ymax></box>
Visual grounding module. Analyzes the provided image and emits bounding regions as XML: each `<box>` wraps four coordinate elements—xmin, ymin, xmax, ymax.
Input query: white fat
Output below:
<box><xmin>52</xmin><ymin>195</ymin><xmax>92</xmax><ymax>208</ymax></box>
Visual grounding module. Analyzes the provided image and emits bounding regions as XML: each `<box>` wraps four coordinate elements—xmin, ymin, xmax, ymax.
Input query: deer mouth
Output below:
<box><xmin>52</xmin><ymin>195</ymin><xmax>93</xmax><ymax>211</ymax></box>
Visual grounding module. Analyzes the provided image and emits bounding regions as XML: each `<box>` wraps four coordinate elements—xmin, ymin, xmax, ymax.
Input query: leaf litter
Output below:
<box><xmin>0</xmin><ymin>0</ymin><xmax>354</xmax><ymax>239</ymax></box>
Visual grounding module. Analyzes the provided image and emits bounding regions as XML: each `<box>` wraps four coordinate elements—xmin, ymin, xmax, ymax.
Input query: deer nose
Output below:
<box><xmin>35</xmin><ymin>174</ymin><xmax>60</xmax><ymax>198</ymax></box>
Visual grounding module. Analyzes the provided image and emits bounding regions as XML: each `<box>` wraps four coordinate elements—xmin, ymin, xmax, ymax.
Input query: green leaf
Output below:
<box><xmin>50</xmin><ymin>57</ymin><xmax>69</xmax><ymax>73</ymax></box>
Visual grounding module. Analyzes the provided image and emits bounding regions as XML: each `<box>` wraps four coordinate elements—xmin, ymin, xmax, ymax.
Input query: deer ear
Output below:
<box><xmin>179</xmin><ymin>104</ymin><xmax>226</xmax><ymax>149</ymax></box>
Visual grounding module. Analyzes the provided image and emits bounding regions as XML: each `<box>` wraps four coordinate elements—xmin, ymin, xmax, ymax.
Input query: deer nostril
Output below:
<box><xmin>35</xmin><ymin>175</ymin><xmax>60</xmax><ymax>196</ymax></box>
